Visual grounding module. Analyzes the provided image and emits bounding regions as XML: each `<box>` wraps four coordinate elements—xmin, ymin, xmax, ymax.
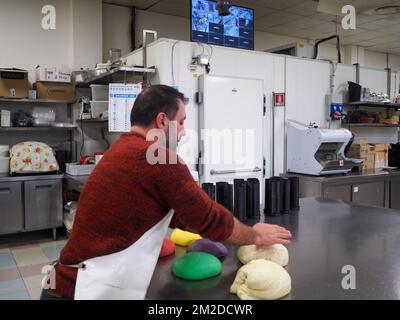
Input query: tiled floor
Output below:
<box><xmin>0</xmin><ymin>231</ymin><xmax>67</xmax><ymax>300</ymax></box>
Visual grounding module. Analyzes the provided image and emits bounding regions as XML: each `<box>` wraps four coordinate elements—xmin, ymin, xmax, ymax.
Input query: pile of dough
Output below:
<box><xmin>159</xmin><ymin>237</ymin><xmax>175</xmax><ymax>258</ymax></box>
<box><xmin>237</xmin><ymin>244</ymin><xmax>289</xmax><ymax>266</ymax></box>
<box><xmin>172</xmin><ymin>252</ymin><xmax>222</xmax><ymax>281</ymax></box>
<box><xmin>230</xmin><ymin>259</ymin><xmax>291</xmax><ymax>300</ymax></box>
<box><xmin>171</xmin><ymin>229</ymin><xmax>202</xmax><ymax>247</ymax></box>
<box><xmin>187</xmin><ymin>239</ymin><xmax>228</xmax><ymax>261</ymax></box>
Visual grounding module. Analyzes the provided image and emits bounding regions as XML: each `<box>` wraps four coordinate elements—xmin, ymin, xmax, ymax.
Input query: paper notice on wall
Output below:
<box><xmin>109</xmin><ymin>83</ymin><xmax>142</xmax><ymax>132</ymax></box>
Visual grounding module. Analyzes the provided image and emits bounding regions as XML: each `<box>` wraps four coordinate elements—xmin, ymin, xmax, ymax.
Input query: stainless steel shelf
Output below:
<box><xmin>342</xmin><ymin>123</ymin><xmax>400</xmax><ymax>128</ymax></box>
<box><xmin>77</xmin><ymin>119</ymin><xmax>108</xmax><ymax>123</ymax></box>
<box><xmin>345</xmin><ymin>102</ymin><xmax>400</xmax><ymax>109</ymax></box>
<box><xmin>77</xmin><ymin>66</ymin><xmax>156</xmax><ymax>86</ymax></box>
<box><xmin>0</xmin><ymin>126</ymin><xmax>77</xmax><ymax>132</ymax></box>
<box><xmin>0</xmin><ymin>98</ymin><xmax>75</xmax><ymax>104</ymax></box>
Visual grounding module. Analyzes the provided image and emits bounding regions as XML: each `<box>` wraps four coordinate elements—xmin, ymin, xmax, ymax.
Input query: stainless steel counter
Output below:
<box><xmin>282</xmin><ymin>170</ymin><xmax>393</xmax><ymax>208</ymax></box>
<box><xmin>0</xmin><ymin>173</ymin><xmax>64</xmax><ymax>183</ymax></box>
<box><xmin>146</xmin><ymin>197</ymin><xmax>400</xmax><ymax>300</ymax></box>
<box><xmin>64</xmin><ymin>174</ymin><xmax>90</xmax><ymax>193</ymax></box>
<box><xmin>284</xmin><ymin>169</ymin><xmax>390</xmax><ymax>183</ymax></box>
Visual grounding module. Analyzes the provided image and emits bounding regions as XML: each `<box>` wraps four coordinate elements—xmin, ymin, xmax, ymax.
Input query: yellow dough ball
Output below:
<box><xmin>171</xmin><ymin>228</ymin><xmax>202</xmax><ymax>247</ymax></box>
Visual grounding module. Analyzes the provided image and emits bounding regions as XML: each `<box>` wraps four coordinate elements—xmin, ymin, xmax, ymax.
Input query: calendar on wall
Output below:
<box><xmin>109</xmin><ymin>83</ymin><xmax>142</xmax><ymax>132</ymax></box>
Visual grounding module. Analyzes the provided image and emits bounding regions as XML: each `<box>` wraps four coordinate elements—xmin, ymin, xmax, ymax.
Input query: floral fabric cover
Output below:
<box><xmin>10</xmin><ymin>142</ymin><xmax>59</xmax><ymax>174</ymax></box>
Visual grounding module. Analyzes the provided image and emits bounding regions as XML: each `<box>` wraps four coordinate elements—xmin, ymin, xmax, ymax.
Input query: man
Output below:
<box><xmin>42</xmin><ymin>85</ymin><xmax>291</xmax><ymax>300</ymax></box>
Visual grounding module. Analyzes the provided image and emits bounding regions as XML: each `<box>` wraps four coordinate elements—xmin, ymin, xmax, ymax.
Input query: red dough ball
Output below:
<box><xmin>159</xmin><ymin>237</ymin><xmax>176</xmax><ymax>258</ymax></box>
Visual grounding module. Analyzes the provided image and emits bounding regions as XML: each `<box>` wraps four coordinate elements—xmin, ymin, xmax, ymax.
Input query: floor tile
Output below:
<box><xmin>39</xmin><ymin>240</ymin><xmax>67</xmax><ymax>248</ymax></box>
<box><xmin>23</xmin><ymin>275</ymin><xmax>45</xmax><ymax>289</ymax></box>
<box><xmin>27</xmin><ymin>286</ymin><xmax>42</xmax><ymax>300</ymax></box>
<box><xmin>18</xmin><ymin>263</ymin><xmax>50</xmax><ymax>278</ymax></box>
<box><xmin>0</xmin><ymin>269</ymin><xmax>20</xmax><ymax>282</ymax></box>
<box><xmin>8</xmin><ymin>242</ymin><xmax>40</xmax><ymax>250</ymax></box>
<box><xmin>11</xmin><ymin>247</ymin><xmax>50</xmax><ymax>267</ymax></box>
<box><xmin>0</xmin><ymin>252</ymin><xmax>17</xmax><ymax>271</ymax></box>
<box><xmin>0</xmin><ymin>290</ymin><xmax>31</xmax><ymax>300</ymax></box>
<box><xmin>0</xmin><ymin>279</ymin><xmax>26</xmax><ymax>295</ymax></box>
<box><xmin>40</xmin><ymin>244</ymin><xmax>65</xmax><ymax>261</ymax></box>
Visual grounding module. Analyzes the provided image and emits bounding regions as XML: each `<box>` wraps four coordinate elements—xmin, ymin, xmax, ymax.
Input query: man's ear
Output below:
<box><xmin>155</xmin><ymin>113</ymin><xmax>169</xmax><ymax>129</ymax></box>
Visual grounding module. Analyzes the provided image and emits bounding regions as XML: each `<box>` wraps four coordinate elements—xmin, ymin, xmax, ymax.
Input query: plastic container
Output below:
<box><xmin>246</xmin><ymin>178</ymin><xmax>260</xmax><ymax>219</ymax></box>
<box><xmin>90</xmin><ymin>84</ymin><xmax>109</xmax><ymax>101</ymax></box>
<box><xmin>233</xmin><ymin>179</ymin><xmax>247</xmax><ymax>222</ymax></box>
<box><xmin>289</xmin><ymin>177</ymin><xmax>300</xmax><ymax>211</ymax></box>
<box><xmin>265</xmin><ymin>177</ymin><xmax>282</xmax><ymax>216</ymax></box>
<box><xmin>90</xmin><ymin>101</ymin><xmax>108</xmax><ymax>119</ymax></box>
<box><xmin>0</xmin><ymin>145</ymin><xmax>9</xmax><ymax>157</ymax></box>
<box><xmin>202</xmin><ymin>183</ymin><xmax>216</xmax><ymax>201</ymax></box>
<box><xmin>32</xmin><ymin>107</ymin><xmax>56</xmax><ymax>127</ymax></box>
<box><xmin>216</xmin><ymin>182</ymin><xmax>233</xmax><ymax>212</ymax></box>
<box><xmin>66</xmin><ymin>163</ymin><xmax>96</xmax><ymax>176</ymax></box>
<box><xmin>0</xmin><ymin>157</ymin><xmax>10</xmax><ymax>176</ymax></box>
<box><xmin>348</xmin><ymin>81</ymin><xmax>362</xmax><ymax>102</ymax></box>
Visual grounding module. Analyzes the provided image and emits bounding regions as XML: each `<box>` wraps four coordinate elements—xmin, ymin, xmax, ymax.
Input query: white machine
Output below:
<box><xmin>287</xmin><ymin>120</ymin><xmax>361</xmax><ymax>176</ymax></box>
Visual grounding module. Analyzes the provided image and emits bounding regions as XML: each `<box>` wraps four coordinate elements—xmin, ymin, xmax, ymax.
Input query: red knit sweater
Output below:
<box><xmin>55</xmin><ymin>132</ymin><xmax>234</xmax><ymax>299</ymax></box>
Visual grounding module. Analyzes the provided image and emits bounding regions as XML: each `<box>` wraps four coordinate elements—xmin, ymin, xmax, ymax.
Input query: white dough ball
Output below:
<box><xmin>230</xmin><ymin>259</ymin><xmax>291</xmax><ymax>300</ymax></box>
<box><xmin>237</xmin><ymin>244</ymin><xmax>289</xmax><ymax>266</ymax></box>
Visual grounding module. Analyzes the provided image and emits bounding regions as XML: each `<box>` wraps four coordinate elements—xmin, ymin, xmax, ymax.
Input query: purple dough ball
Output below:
<box><xmin>187</xmin><ymin>239</ymin><xmax>228</xmax><ymax>261</ymax></box>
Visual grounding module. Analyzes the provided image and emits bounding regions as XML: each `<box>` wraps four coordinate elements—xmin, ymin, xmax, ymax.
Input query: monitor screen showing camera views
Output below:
<box><xmin>191</xmin><ymin>0</ymin><xmax>254</xmax><ymax>50</ymax></box>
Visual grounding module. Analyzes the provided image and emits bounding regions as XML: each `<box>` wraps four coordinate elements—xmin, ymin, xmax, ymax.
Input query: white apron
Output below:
<box><xmin>73</xmin><ymin>210</ymin><xmax>174</xmax><ymax>300</ymax></box>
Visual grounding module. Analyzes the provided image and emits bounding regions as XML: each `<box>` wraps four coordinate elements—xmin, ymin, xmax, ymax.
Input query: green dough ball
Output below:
<box><xmin>172</xmin><ymin>252</ymin><xmax>222</xmax><ymax>281</ymax></box>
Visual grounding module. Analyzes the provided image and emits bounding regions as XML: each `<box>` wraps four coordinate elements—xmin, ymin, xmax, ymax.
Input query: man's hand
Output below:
<box><xmin>252</xmin><ymin>223</ymin><xmax>292</xmax><ymax>246</ymax></box>
<box><xmin>226</xmin><ymin>218</ymin><xmax>292</xmax><ymax>246</ymax></box>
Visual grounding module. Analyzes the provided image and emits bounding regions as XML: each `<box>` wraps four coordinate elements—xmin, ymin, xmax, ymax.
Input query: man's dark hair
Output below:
<box><xmin>130</xmin><ymin>85</ymin><xmax>185</xmax><ymax>127</ymax></box>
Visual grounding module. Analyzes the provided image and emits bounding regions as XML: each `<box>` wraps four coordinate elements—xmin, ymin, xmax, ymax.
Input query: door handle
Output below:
<box><xmin>210</xmin><ymin>167</ymin><xmax>262</xmax><ymax>175</ymax></box>
<box><xmin>0</xmin><ymin>188</ymin><xmax>11</xmax><ymax>194</ymax></box>
<box><xmin>36</xmin><ymin>185</ymin><xmax>53</xmax><ymax>190</ymax></box>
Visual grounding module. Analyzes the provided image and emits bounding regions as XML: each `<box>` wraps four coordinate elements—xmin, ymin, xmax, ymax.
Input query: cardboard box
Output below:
<box><xmin>34</xmin><ymin>81</ymin><xmax>75</xmax><ymax>101</ymax></box>
<box><xmin>347</xmin><ymin>139</ymin><xmax>375</xmax><ymax>171</ymax></box>
<box><xmin>374</xmin><ymin>144</ymin><xmax>389</xmax><ymax>168</ymax></box>
<box><xmin>36</xmin><ymin>66</ymin><xmax>71</xmax><ymax>83</ymax></box>
<box><xmin>0</xmin><ymin>68</ymin><xmax>29</xmax><ymax>98</ymax></box>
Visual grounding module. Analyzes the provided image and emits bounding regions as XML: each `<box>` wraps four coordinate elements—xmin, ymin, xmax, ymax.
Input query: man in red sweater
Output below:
<box><xmin>43</xmin><ymin>85</ymin><xmax>291</xmax><ymax>300</ymax></box>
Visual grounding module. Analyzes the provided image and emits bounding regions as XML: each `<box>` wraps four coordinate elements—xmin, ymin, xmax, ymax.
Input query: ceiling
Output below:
<box><xmin>104</xmin><ymin>0</ymin><xmax>400</xmax><ymax>55</ymax></box>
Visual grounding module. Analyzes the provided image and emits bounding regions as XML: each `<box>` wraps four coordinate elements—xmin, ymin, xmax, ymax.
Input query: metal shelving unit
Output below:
<box><xmin>345</xmin><ymin>102</ymin><xmax>400</xmax><ymax>109</ymax></box>
<box><xmin>0</xmin><ymin>98</ymin><xmax>77</xmax><ymax>167</ymax></box>
<box><xmin>76</xmin><ymin>66</ymin><xmax>156</xmax><ymax>87</ymax></box>
<box><xmin>0</xmin><ymin>126</ymin><xmax>76</xmax><ymax>132</ymax></box>
<box><xmin>78</xmin><ymin>119</ymin><xmax>108</xmax><ymax>123</ymax></box>
<box><xmin>0</xmin><ymin>98</ymin><xmax>76</xmax><ymax>104</ymax></box>
<box><xmin>342</xmin><ymin>123</ymin><xmax>400</xmax><ymax>128</ymax></box>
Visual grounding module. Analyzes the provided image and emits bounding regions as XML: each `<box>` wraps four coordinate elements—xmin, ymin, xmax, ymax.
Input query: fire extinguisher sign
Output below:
<box><xmin>273</xmin><ymin>92</ymin><xmax>285</xmax><ymax>107</ymax></box>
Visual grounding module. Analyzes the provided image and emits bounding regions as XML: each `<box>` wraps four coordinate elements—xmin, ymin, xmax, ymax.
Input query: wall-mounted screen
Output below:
<box><xmin>191</xmin><ymin>0</ymin><xmax>254</xmax><ymax>50</ymax></box>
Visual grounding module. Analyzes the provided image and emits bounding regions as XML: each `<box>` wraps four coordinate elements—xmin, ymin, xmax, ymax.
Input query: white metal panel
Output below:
<box><xmin>273</xmin><ymin>107</ymin><xmax>285</xmax><ymax>176</ymax></box>
<box><xmin>285</xmin><ymin>57</ymin><xmax>331</xmax><ymax>128</ymax></box>
<box><xmin>335</xmin><ymin>64</ymin><xmax>356</xmax><ymax>99</ymax></box>
<box><xmin>145</xmin><ymin>39</ymin><xmax>275</xmax><ymax>180</ymax></box>
<box><xmin>271</xmin><ymin>56</ymin><xmax>286</xmax><ymax>177</ymax></box>
<box><xmin>199</xmin><ymin>75</ymin><xmax>264</xmax><ymax>186</ymax></box>
<box><xmin>359</xmin><ymin>67</ymin><xmax>388</xmax><ymax>94</ymax></box>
